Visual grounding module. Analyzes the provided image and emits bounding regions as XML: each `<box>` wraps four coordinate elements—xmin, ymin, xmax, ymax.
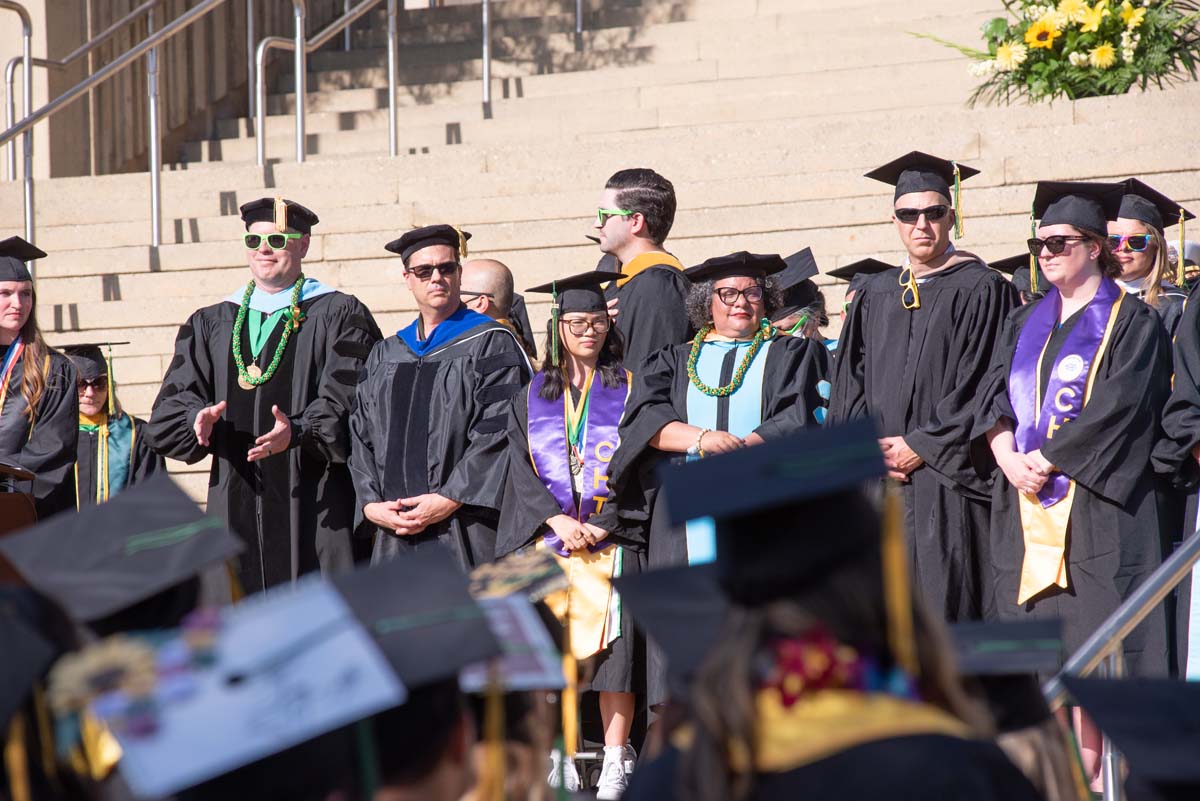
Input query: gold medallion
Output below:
<box><xmin>238</xmin><ymin>374</ymin><xmax>255</xmax><ymax>391</ymax></box>
<box><xmin>246</xmin><ymin>364</ymin><xmax>263</xmax><ymax>379</ymax></box>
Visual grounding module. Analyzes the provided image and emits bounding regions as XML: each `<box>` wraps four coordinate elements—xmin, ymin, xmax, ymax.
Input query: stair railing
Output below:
<box><xmin>254</xmin><ymin>0</ymin><xmax>399</xmax><ymax>166</ymax></box>
<box><xmin>1042</xmin><ymin>527</ymin><xmax>1200</xmax><ymax>801</ymax></box>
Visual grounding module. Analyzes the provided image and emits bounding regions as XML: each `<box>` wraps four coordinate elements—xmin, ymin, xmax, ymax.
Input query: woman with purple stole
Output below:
<box><xmin>973</xmin><ymin>181</ymin><xmax>1171</xmax><ymax>789</ymax></box>
<box><xmin>496</xmin><ymin>269</ymin><xmax>643</xmax><ymax>801</ymax></box>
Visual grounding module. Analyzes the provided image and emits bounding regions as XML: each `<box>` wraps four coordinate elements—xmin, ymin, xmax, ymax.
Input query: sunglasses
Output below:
<box><xmin>243</xmin><ymin>232</ymin><xmax>302</xmax><ymax>251</ymax></box>
<box><xmin>714</xmin><ymin>285</ymin><xmax>765</xmax><ymax>305</ymax></box>
<box><xmin>1107</xmin><ymin>234</ymin><xmax>1153</xmax><ymax>253</ymax></box>
<box><xmin>596</xmin><ymin>207</ymin><xmax>635</xmax><ymax>226</ymax></box>
<box><xmin>78</xmin><ymin>377</ymin><xmax>108</xmax><ymax>391</ymax></box>
<box><xmin>898</xmin><ymin>266</ymin><xmax>920</xmax><ymax>310</ymax></box>
<box><xmin>561</xmin><ymin>317</ymin><xmax>612</xmax><ymax>335</ymax></box>
<box><xmin>894</xmin><ymin>205</ymin><xmax>950</xmax><ymax>225</ymax></box>
<box><xmin>1027</xmin><ymin>236</ymin><xmax>1089</xmax><ymax>257</ymax></box>
<box><xmin>406</xmin><ymin>261</ymin><xmax>460</xmax><ymax>281</ymax></box>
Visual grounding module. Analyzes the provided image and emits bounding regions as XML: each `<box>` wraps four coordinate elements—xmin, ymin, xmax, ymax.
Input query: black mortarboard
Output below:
<box><xmin>1033</xmin><ymin>181</ymin><xmax>1125</xmax><ymax>237</ymax></box>
<box><xmin>0</xmin><ymin>597</ymin><xmax>57</xmax><ymax>727</ymax></box>
<box><xmin>990</xmin><ymin>254</ymin><xmax>1045</xmax><ymax>296</ymax></box>
<box><xmin>950</xmin><ymin>620</ymin><xmax>1062</xmax><ymax>733</ymax></box>
<box><xmin>61</xmin><ymin>341</ymin><xmax>130</xmax><ymax>383</ymax></box>
<box><xmin>864</xmin><ymin>151</ymin><xmax>979</xmax><ymax>202</ymax></box>
<box><xmin>384</xmin><ymin>224</ymin><xmax>471</xmax><ymax>263</ymax></box>
<box><xmin>826</xmin><ymin>257</ymin><xmax>894</xmax><ymax>295</ymax></box>
<box><xmin>1063</xmin><ymin>677</ymin><xmax>1200</xmax><ymax>801</ymax></box>
<box><xmin>772</xmin><ymin>248</ymin><xmax>821</xmax><ymax>321</ymax></box>
<box><xmin>0</xmin><ymin>474</ymin><xmax>243</xmax><ymax>624</ymax></box>
<box><xmin>0</xmin><ymin>235</ymin><xmax>45</xmax><ymax>282</ymax></box>
<box><xmin>333</xmin><ymin>549</ymin><xmax>501</xmax><ymax>689</ymax></box>
<box><xmin>684</xmin><ymin>251</ymin><xmax>787</xmax><ymax>283</ymax></box>
<box><xmin>527</xmin><ymin>269</ymin><xmax>621</xmax><ymax>315</ymax></box>
<box><xmin>238</xmin><ymin>197</ymin><xmax>319</xmax><ymax>235</ymax></box>
<box><xmin>1117</xmin><ymin>178</ymin><xmax>1195</xmax><ymax>232</ymax></box>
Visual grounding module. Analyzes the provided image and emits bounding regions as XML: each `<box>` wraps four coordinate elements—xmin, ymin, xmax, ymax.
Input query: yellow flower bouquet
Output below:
<box><xmin>915</xmin><ymin>0</ymin><xmax>1200</xmax><ymax>104</ymax></box>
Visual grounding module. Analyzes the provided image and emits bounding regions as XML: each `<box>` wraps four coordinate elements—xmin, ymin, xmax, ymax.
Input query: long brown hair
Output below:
<box><xmin>680</xmin><ymin>553</ymin><xmax>989</xmax><ymax>801</ymax></box>
<box><xmin>15</xmin><ymin>286</ymin><xmax>51</xmax><ymax>422</ymax></box>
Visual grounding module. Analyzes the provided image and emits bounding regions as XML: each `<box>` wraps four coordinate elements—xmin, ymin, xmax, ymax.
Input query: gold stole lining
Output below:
<box><xmin>615</xmin><ymin>251</ymin><xmax>684</xmax><ymax>288</ymax></box>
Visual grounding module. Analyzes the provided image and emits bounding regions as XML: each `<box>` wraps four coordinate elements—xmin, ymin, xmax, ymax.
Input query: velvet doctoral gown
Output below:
<box><xmin>75</xmin><ymin>414</ymin><xmax>163</xmax><ymax>508</ymax></box>
<box><xmin>972</xmin><ymin>294</ymin><xmax>1171</xmax><ymax>675</ymax></box>
<box><xmin>604</xmin><ymin>253</ymin><xmax>694</xmax><ymax>370</ymax></box>
<box><xmin>348</xmin><ymin>312</ymin><xmax>531</xmax><ymax>569</ymax></box>
<box><xmin>0</xmin><ymin>347</ymin><xmax>78</xmax><ymax>519</ymax></box>
<box><xmin>830</xmin><ymin>257</ymin><xmax>1020</xmax><ymax>622</ymax></box>
<box><xmin>148</xmin><ymin>291</ymin><xmax>381</xmax><ymax>594</ymax></box>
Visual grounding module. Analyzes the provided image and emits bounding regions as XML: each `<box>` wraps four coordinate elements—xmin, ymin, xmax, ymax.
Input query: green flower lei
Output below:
<box><xmin>231</xmin><ymin>274</ymin><xmax>306</xmax><ymax>388</ymax></box>
<box><xmin>686</xmin><ymin>318</ymin><xmax>774</xmax><ymax>397</ymax></box>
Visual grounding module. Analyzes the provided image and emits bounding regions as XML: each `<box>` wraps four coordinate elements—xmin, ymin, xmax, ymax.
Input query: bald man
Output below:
<box><xmin>462</xmin><ymin>259</ymin><xmax>536</xmax><ymax>358</ymax></box>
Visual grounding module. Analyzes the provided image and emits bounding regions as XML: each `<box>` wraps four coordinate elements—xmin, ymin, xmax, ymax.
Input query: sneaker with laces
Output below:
<box><xmin>596</xmin><ymin>745</ymin><xmax>633</xmax><ymax>800</ymax></box>
<box><xmin>546</xmin><ymin>748</ymin><xmax>581</xmax><ymax>792</ymax></box>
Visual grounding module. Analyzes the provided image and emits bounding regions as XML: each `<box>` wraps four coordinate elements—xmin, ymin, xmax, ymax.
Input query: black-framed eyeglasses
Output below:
<box><xmin>406</xmin><ymin>261</ymin><xmax>460</xmax><ymax>281</ymax></box>
<box><xmin>560</xmin><ymin>317</ymin><xmax>612</xmax><ymax>335</ymax></box>
<box><xmin>460</xmin><ymin>290</ymin><xmax>495</xmax><ymax>300</ymax></box>
<box><xmin>1027</xmin><ymin>236</ymin><xmax>1089</xmax><ymax>257</ymax></box>
<box><xmin>894</xmin><ymin>205</ymin><xmax>950</xmax><ymax>224</ymax></box>
<box><xmin>1108</xmin><ymin>234</ymin><xmax>1152</xmax><ymax>253</ymax></box>
<box><xmin>77</xmin><ymin>377</ymin><xmax>107</xmax><ymax>391</ymax></box>
<box><xmin>714</xmin><ymin>285</ymin><xmax>765</xmax><ymax>305</ymax></box>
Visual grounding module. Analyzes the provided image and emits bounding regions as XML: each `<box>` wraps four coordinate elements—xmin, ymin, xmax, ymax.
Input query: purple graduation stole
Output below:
<box><xmin>1007</xmin><ymin>277</ymin><xmax>1123</xmax><ymax>602</ymax></box>
<box><xmin>526</xmin><ymin>370</ymin><xmax>629</xmax><ymax>557</ymax></box>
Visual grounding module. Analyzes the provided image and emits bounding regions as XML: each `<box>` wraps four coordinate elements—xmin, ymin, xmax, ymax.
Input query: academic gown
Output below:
<box><xmin>148</xmin><ymin>291</ymin><xmax>381</xmax><ymax>594</ymax></box>
<box><xmin>348</xmin><ymin>314</ymin><xmax>531</xmax><ymax>569</ymax></box>
<box><xmin>0</xmin><ymin>348</ymin><xmax>78</xmax><ymax>520</ymax></box>
<box><xmin>624</xmin><ymin>736</ymin><xmax>1045</xmax><ymax>801</ymax></box>
<box><xmin>496</xmin><ymin>382</ymin><xmax>647</xmax><ymax>692</ymax></box>
<box><xmin>830</xmin><ymin>257</ymin><xmax>1020</xmax><ymax>622</ymax></box>
<box><xmin>75</xmin><ymin>415</ymin><xmax>164</xmax><ymax>508</ymax></box>
<box><xmin>1122</xmin><ymin>280</ymin><xmax>1186</xmax><ymax>337</ymax></box>
<box><xmin>604</xmin><ymin>258</ymin><xmax>693</xmax><ymax>371</ymax></box>
<box><xmin>972</xmin><ymin>296</ymin><xmax>1171</xmax><ymax>675</ymax></box>
<box><xmin>509</xmin><ymin>293</ymin><xmax>538</xmax><ymax>361</ymax></box>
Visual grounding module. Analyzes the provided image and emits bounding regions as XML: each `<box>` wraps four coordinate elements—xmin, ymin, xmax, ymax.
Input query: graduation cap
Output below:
<box><xmin>950</xmin><ymin>620</ymin><xmax>1062</xmax><ymax>733</ymax></box>
<box><xmin>1063</xmin><ymin>677</ymin><xmax>1200</xmax><ymax>801</ymax></box>
<box><xmin>0</xmin><ymin>235</ymin><xmax>46</xmax><ymax>282</ymax></box>
<box><xmin>771</xmin><ymin>247</ymin><xmax>821</xmax><ymax>323</ymax></box>
<box><xmin>0</xmin><ymin>597</ymin><xmax>58</xmax><ymax>728</ymax></box>
<box><xmin>1032</xmin><ymin>181</ymin><xmax>1125</xmax><ymax>238</ymax></box>
<box><xmin>990</xmin><ymin>254</ymin><xmax>1046</xmax><ymax>297</ymax></box>
<box><xmin>1117</xmin><ymin>178</ymin><xmax>1194</xmax><ymax>232</ymax></box>
<box><xmin>61</xmin><ymin>341</ymin><xmax>132</xmax><ymax>418</ymax></box>
<box><xmin>0</xmin><ymin>474</ymin><xmax>243</xmax><ymax>627</ymax></box>
<box><xmin>684</xmin><ymin>251</ymin><xmax>787</xmax><ymax>283</ymax></box>
<box><xmin>526</xmin><ymin>269</ymin><xmax>624</xmax><ymax>365</ymax></box>
<box><xmin>238</xmin><ymin>197</ymin><xmax>319</xmax><ymax>235</ymax></box>
<box><xmin>866</xmin><ymin>151</ymin><xmax>979</xmax><ymax>237</ymax></box>
<box><xmin>826</xmin><ymin>257</ymin><xmax>894</xmax><ymax>295</ymax></box>
<box><xmin>384</xmin><ymin>224</ymin><xmax>471</xmax><ymax>263</ymax></box>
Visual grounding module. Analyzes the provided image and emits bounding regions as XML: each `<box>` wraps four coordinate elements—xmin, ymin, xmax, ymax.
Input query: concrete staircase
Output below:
<box><xmin>10</xmin><ymin>0</ymin><xmax>1200</xmax><ymax>500</ymax></box>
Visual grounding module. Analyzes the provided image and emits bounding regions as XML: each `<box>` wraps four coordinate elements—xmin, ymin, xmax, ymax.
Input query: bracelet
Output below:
<box><xmin>694</xmin><ymin>428</ymin><xmax>710</xmax><ymax>458</ymax></box>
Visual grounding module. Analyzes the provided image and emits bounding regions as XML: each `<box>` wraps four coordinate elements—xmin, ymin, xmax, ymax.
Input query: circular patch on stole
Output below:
<box><xmin>1057</xmin><ymin>354</ymin><xmax>1085</xmax><ymax>382</ymax></box>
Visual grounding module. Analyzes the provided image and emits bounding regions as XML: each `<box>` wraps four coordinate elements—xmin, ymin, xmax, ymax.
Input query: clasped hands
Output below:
<box><xmin>364</xmin><ymin>494</ymin><xmax>463</xmax><ymax>537</ymax></box>
<box><xmin>879</xmin><ymin>436</ymin><xmax>923</xmax><ymax>482</ymax></box>
<box><xmin>546</xmin><ymin>514</ymin><xmax>609</xmax><ymax>553</ymax></box>
<box><xmin>194</xmin><ymin>401</ymin><xmax>293</xmax><ymax>462</ymax></box>
<box><xmin>998</xmin><ymin>448</ymin><xmax>1056</xmax><ymax>496</ymax></box>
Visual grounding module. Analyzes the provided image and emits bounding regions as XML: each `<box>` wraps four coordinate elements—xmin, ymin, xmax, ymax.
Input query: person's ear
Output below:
<box><xmin>629</xmin><ymin>212</ymin><xmax>648</xmax><ymax>237</ymax></box>
<box><xmin>298</xmin><ymin>234</ymin><xmax>311</xmax><ymax>259</ymax></box>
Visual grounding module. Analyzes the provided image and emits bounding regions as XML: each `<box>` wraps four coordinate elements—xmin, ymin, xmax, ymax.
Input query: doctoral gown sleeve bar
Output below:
<box><xmin>754</xmin><ymin>337</ymin><xmax>831</xmax><ymax>440</ymax></box>
<box><xmin>21</xmin><ymin>354</ymin><xmax>78</xmax><ymax>516</ymax></box>
<box><xmin>495</xmin><ymin>389</ymin><xmax>564</xmax><ymax>557</ymax></box>
<box><xmin>1154</xmin><ymin>286</ymin><xmax>1200</xmax><ymax>490</ymax></box>
<box><xmin>147</xmin><ymin>310</ymin><xmax>216</xmax><ymax>464</ymax></box>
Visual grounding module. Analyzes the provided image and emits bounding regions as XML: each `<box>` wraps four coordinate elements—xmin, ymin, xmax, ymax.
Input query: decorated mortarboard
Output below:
<box><xmin>684</xmin><ymin>251</ymin><xmax>787</xmax><ymax>283</ymax></box>
<box><xmin>526</xmin><ymin>269</ymin><xmax>625</xmax><ymax>364</ymax></box>
<box><xmin>950</xmin><ymin>620</ymin><xmax>1062</xmax><ymax>733</ymax></box>
<box><xmin>865</xmin><ymin>151</ymin><xmax>978</xmax><ymax>238</ymax></box>
<box><xmin>384</xmin><ymin>223</ymin><xmax>471</xmax><ymax>263</ymax></box>
<box><xmin>1032</xmin><ymin>181</ymin><xmax>1124</xmax><ymax>238</ymax></box>
<box><xmin>0</xmin><ymin>474</ymin><xmax>243</xmax><ymax>625</ymax></box>
<box><xmin>1063</xmin><ymin>677</ymin><xmax>1200</xmax><ymax>801</ymax></box>
<box><xmin>771</xmin><ymin>247</ymin><xmax>821</xmax><ymax>322</ymax></box>
<box><xmin>0</xmin><ymin>235</ymin><xmax>46</xmax><ymax>282</ymax></box>
<box><xmin>0</xmin><ymin>597</ymin><xmax>58</xmax><ymax>728</ymax></box>
<box><xmin>989</xmin><ymin>254</ymin><xmax>1046</xmax><ymax>296</ymax></box>
<box><xmin>238</xmin><ymin>197</ymin><xmax>319</xmax><ymax>235</ymax></box>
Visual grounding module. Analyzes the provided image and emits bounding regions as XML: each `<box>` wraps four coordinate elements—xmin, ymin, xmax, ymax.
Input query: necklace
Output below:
<box><xmin>686</xmin><ymin>318</ymin><xmax>773</xmax><ymax>397</ymax></box>
<box><xmin>232</xmin><ymin>275</ymin><xmax>306</xmax><ymax>391</ymax></box>
<box><xmin>564</xmin><ymin>369</ymin><xmax>595</xmax><ymax>477</ymax></box>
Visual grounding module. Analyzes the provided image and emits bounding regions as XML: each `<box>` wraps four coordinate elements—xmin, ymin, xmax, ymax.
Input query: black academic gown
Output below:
<box><xmin>1126</xmin><ymin>282</ymin><xmax>1186</xmax><ymax>337</ymax></box>
<box><xmin>604</xmin><ymin>262</ymin><xmax>693</xmax><ymax>371</ymax></box>
<box><xmin>148</xmin><ymin>292</ymin><xmax>381</xmax><ymax>595</ymax></box>
<box><xmin>624</xmin><ymin>736</ymin><xmax>1045</xmax><ymax>801</ymax></box>
<box><xmin>509</xmin><ymin>293</ymin><xmax>538</xmax><ymax>361</ymax></box>
<box><xmin>973</xmin><ymin>296</ymin><xmax>1171</xmax><ymax>676</ymax></box>
<box><xmin>0</xmin><ymin>348</ymin><xmax>77</xmax><ymax>520</ymax></box>
<box><xmin>830</xmin><ymin>257</ymin><xmax>1019</xmax><ymax>623</ymax></box>
<box><xmin>348</xmin><ymin>317</ymin><xmax>531</xmax><ymax>569</ymax></box>
<box><xmin>75</xmin><ymin>415</ymin><xmax>163</xmax><ymax>508</ymax></box>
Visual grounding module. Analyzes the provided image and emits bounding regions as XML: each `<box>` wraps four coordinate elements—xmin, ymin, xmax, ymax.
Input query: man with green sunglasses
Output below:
<box><xmin>149</xmin><ymin>196</ymin><xmax>382</xmax><ymax>595</ymax></box>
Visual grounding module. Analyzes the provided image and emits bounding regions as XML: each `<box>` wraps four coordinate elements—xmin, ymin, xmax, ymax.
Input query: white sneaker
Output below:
<box><xmin>547</xmin><ymin>747</ymin><xmax>581</xmax><ymax>792</ymax></box>
<box><xmin>596</xmin><ymin>744</ymin><xmax>635</xmax><ymax>800</ymax></box>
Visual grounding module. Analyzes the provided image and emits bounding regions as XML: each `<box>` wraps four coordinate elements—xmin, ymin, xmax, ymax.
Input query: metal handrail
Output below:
<box><xmin>0</xmin><ymin>1</ymin><xmax>32</xmax><ymax>251</ymax></box>
<box><xmin>255</xmin><ymin>0</ymin><xmax>399</xmax><ymax>165</ymax></box>
<box><xmin>0</xmin><ymin>0</ymin><xmax>232</xmax><ymax>248</ymax></box>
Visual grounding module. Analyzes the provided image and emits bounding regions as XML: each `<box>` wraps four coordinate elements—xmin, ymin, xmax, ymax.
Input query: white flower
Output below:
<box><xmin>969</xmin><ymin>59</ymin><xmax>998</xmax><ymax>77</ymax></box>
<box><xmin>1069</xmin><ymin>51</ymin><xmax>1090</xmax><ymax>66</ymax></box>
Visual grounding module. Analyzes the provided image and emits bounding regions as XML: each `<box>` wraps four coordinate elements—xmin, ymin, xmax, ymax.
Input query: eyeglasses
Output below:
<box><xmin>1107</xmin><ymin>234</ymin><xmax>1153</xmax><ymax>253</ymax></box>
<box><xmin>596</xmin><ymin>208</ymin><xmax>635</xmax><ymax>226</ymax></box>
<box><xmin>898</xmin><ymin>266</ymin><xmax>921</xmax><ymax>310</ymax></box>
<box><xmin>1027</xmin><ymin>236</ymin><xmax>1089</xmax><ymax>256</ymax></box>
<box><xmin>714</xmin><ymin>285</ymin><xmax>765</xmax><ymax>305</ymax></box>
<box><xmin>560</xmin><ymin>317</ymin><xmax>612</xmax><ymax>335</ymax></box>
<box><xmin>894</xmin><ymin>205</ymin><xmax>950</xmax><ymax>225</ymax></box>
<box><xmin>460</xmin><ymin>290</ymin><xmax>495</xmax><ymax>300</ymax></box>
<box><xmin>243</xmin><ymin>232</ymin><xmax>302</xmax><ymax>251</ymax></box>
<box><xmin>77</xmin><ymin>377</ymin><xmax>107</xmax><ymax>391</ymax></box>
<box><xmin>784</xmin><ymin>314</ymin><xmax>810</xmax><ymax>336</ymax></box>
<box><xmin>406</xmin><ymin>261</ymin><xmax>460</xmax><ymax>281</ymax></box>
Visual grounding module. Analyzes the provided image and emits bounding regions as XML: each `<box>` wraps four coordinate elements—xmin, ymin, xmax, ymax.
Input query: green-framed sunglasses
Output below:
<box><xmin>243</xmin><ymin>231</ymin><xmax>303</xmax><ymax>251</ymax></box>
<box><xmin>596</xmin><ymin>207</ymin><xmax>635</xmax><ymax>226</ymax></box>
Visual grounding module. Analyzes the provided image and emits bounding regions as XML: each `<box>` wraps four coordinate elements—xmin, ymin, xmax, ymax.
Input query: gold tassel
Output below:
<box><xmin>1179</xmin><ymin>209</ymin><xmax>1187</xmax><ymax>287</ymax></box>
<box><xmin>5</xmin><ymin>713</ymin><xmax>31</xmax><ymax>801</ymax></box>
<box><xmin>952</xmin><ymin>162</ymin><xmax>964</xmax><ymax>240</ymax></box>
<box><xmin>478</xmin><ymin>665</ymin><xmax>506</xmax><ymax>801</ymax></box>
<box><xmin>1029</xmin><ymin>205</ymin><xmax>1039</xmax><ymax>295</ymax></box>
<box><xmin>273</xmin><ymin>196</ymin><xmax>287</xmax><ymax>233</ymax></box>
<box><xmin>454</xmin><ymin>225</ymin><xmax>468</xmax><ymax>259</ymax></box>
<box><xmin>881</xmin><ymin>483</ymin><xmax>918</xmax><ymax>678</ymax></box>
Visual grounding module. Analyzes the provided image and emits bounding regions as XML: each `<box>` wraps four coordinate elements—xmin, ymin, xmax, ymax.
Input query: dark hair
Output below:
<box><xmin>680</xmin><ymin>549</ymin><xmax>987</xmax><ymax>801</ymax></box>
<box><xmin>538</xmin><ymin>317</ymin><xmax>627</xmax><ymax>400</ymax></box>
<box><xmin>606</xmin><ymin>168</ymin><xmax>677</xmax><ymax>245</ymax></box>
<box><xmin>685</xmin><ymin>277</ymin><xmax>784</xmax><ymax>331</ymax></box>
<box><xmin>373</xmin><ymin>677</ymin><xmax>466</xmax><ymax>786</ymax></box>
<box><xmin>1082</xmin><ymin>229</ymin><xmax>1123</xmax><ymax>279</ymax></box>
